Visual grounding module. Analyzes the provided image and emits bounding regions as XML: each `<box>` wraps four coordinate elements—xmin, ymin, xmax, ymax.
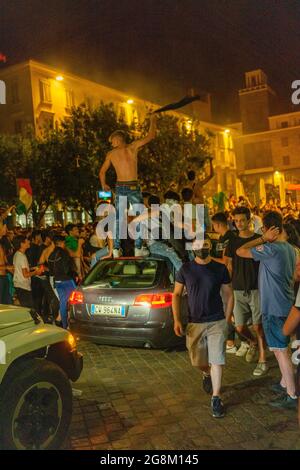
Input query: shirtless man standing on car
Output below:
<box><xmin>99</xmin><ymin>114</ymin><xmax>157</xmax><ymax>258</ymax></box>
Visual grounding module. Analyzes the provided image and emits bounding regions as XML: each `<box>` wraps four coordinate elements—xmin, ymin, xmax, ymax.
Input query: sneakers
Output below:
<box><xmin>269</xmin><ymin>382</ymin><xmax>287</xmax><ymax>394</ymax></box>
<box><xmin>134</xmin><ymin>247</ymin><xmax>149</xmax><ymax>257</ymax></box>
<box><xmin>235</xmin><ymin>341</ymin><xmax>249</xmax><ymax>357</ymax></box>
<box><xmin>211</xmin><ymin>396</ymin><xmax>225</xmax><ymax>418</ymax></box>
<box><xmin>269</xmin><ymin>394</ymin><xmax>298</xmax><ymax>409</ymax></box>
<box><xmin>253</xmin><ymin>362</ymin><xmax>269</xmax><ymax>376</ymax></box>
<box><xmin>245</xmin><ymin>343</ymin><xmax>258</xmax><ymax>363</ymax></box>
<box><xmin>113</xmin><ymin>249</ymin><xmax>122</xmax><ymax>258</ymax></box>
<box><xmin>202</xmin><ymin>374</ymin><xmax>212</xmax><ymax>394</ymax></box>
<box><xmin>226</xmin><ymin>344</ymin><xmax>238</xmax><ymax>354</ymax></box>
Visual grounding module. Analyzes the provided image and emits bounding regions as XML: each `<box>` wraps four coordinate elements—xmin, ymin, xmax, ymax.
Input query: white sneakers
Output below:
<box><xmin>253</xmin><ymin>362</ymin><xmax>269</xmax><ymax>376</ymax></box>
<box><xmin>235</xmin><ymin>341</ymin><xmax>249</xmax><ymax>357</ymax></box>
<box><xmin>226</xmin><ymin>344</ymin><xmax>238</xmax><ymax>354</ymax></box>
<box><xmin>113</xmin><ymin>249</ymin><xmax>122</xmax><ymax>258</ymax></box>
<box><xmin>134</xmin><ymin>247</ymin><xmax>149</xmax><ymax>257</ymax></box>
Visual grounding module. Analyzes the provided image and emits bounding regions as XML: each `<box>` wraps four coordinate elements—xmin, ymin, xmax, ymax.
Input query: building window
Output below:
<box><xmin>14</xmin><ymin>120</ymin><xmax>22</xmax><ymax>134</ymax></box>
<box><xmin>39</xmin><ymin>79</ymin><xmax>52</xmax><ymax>103</ymax></box>
<box><xmin>281</xmin><ymin>137</ymin><xmax>288</xmax><ymax>147</ymax></box>
<box><xmin>281</xmin><ymin>121</ymin><xmax>288</xmax><ymax>128</ymax></box>
<box><xmin>65</xmin><ymin>89</ymin><xmax>75</xmax><ymax>109</ymax></box>
<box><xmin>11</xmin><ymin>81</ymin><xmax>20</xmax><ymax>104</ymax></box>
<box><xmin>283</xmin><ymin>155</ymin><xmax>290</xmax><ymax>166</ymax></box>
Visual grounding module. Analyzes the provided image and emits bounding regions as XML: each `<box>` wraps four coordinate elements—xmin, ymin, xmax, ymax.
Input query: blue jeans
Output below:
<box><xmin>114</xmin><ymin>182</ymin><xmax>143</xmax><ymax>250</ymax></box>
<box><xmin>55</xmin><ymin>279</ymin><xmax>76</xmax><ymax>329</ymax></box>
<box><xmin>91</xmin><ymin>246</ymin><xmax>109</xmax><ymax>268</ymax></box>
<box><xmin>149</xmin><ymin>241</ymin><xmax>183</xmax><ymax>272</ymax></box>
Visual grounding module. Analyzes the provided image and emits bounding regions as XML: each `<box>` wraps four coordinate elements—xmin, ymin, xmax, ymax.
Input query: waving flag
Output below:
<box><xmin>153</xmin><ymin>95</ymin><xmax>203</xmax><ymax>114</ymax></box>
<box><xmin>16</xmin><ymin>179</ymin><xmax>32</xmax><ymax>214</ymax></box>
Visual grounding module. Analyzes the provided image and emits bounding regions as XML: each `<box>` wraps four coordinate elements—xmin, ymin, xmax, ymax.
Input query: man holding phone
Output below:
<box><xmin>99</xmin><ymin>114</ymin><xmax>157</xmax><ymax>257</ymax></box>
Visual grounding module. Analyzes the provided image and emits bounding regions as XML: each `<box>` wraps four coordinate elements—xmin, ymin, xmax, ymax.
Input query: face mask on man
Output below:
<box><xmin>193</xmin><ymin>248</ymin><xmax>210</xmax><ymax>259</ymax></box>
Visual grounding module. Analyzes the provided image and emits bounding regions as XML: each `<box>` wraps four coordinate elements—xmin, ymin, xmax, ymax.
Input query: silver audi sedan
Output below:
<box><xmin>68</xmin><ymin>257</ymin><xmax>187</xmax><ymax>349</ymax></box>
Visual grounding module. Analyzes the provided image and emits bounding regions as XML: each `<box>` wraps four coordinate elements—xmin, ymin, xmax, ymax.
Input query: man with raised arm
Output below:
<box><xmin>99</xmin><ymin>114</ymin><xmax>157</xmax><ymax>257</ymax></box>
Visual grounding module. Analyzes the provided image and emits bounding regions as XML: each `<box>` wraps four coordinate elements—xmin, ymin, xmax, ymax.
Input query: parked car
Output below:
<box><xmin>0</xmin><ymin>305</ymin><xmax>83</xmax><ymax>450</ymax></box>
<box><xmin>69</xmin><ymin>257</ymin><xmax>188</xmax><ymax>349</ymax></box>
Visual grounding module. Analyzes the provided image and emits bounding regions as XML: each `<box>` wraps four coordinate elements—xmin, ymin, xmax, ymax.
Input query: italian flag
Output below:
<box><xmin>16</xmin><ymin>179</ymin><xmax>33</xmax><ymax>215</ymax></box>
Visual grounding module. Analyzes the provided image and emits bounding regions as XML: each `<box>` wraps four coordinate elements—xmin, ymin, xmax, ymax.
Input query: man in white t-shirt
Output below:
<box><xmin>13</xmin><ymin>235</ymin><xmax>42</xmax><ymax>308</ymax></box>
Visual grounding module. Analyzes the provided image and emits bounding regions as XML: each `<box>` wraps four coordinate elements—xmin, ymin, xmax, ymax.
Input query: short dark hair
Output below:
<box><xmin>65</xmin><ymin>223</ymin><xmax>76</xmax><ymax>235</ymax></box>
<box><xmin>263</xmin><ymin>211</ymin><xmax>283</xmax><ymax>233</ymax></box>
<box><xmin>187</xmin><ymin>170</ymin><xmax>196</xmax><ymax>181</ymax></box>
<box><xmin>163</xmin><ymin>191</ymin><xmax>180</xmax><ymax>202</ymax></box>
<box><xmin>211</xmin><ymin>212</ymin><xmax>228</xmax><ymax>225</ymax></box>
<box><xmin>109</xmin><ymin>130</ymin><xmax>127</xmax><ymax>143</ymax></box>
<box><xmin>13</xmin><ymin>235</ymin><xmax>27</xmax><ymax>251</ymax></box>
<box><xmin>30</xmin><ymin>230</ymin><xmax>42</xmax><ymax>241</ymax></box>
<box><xmin>283</xmin><ymin>223</ymin><xmax>300</xmax><ymax>248</ymax></box>
<box><xmin>232</xmin><ymin>206</ymin><xmax>251</xmax><ymax>220</ymax></box>
<box><xmin>53</xmin><ymin>234</ymin><xmax>66</xmax><ymax>245</ymax></box>
<box><xmin>181</xmin><ymin>187</ymin><xmax>194</xmax><ymax>202</ymax></box>
<box><xmin>148</xmin><ymin>195</ymin><xmax>160</xmax><ymax>206</ymax></box>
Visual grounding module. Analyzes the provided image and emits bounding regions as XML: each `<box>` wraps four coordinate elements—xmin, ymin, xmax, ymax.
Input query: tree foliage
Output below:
<box><xmin>138</xmin><ymin>114</ymin><xmax>211</xmax><ymax>191</ymax></box>
<box><xmin>0</xmin><ymin>103</ymin><xmax>211</xmax><ymax>224</ymax></box>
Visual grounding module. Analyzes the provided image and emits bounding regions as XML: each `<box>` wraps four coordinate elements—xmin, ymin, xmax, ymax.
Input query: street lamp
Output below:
<box><xmin>127</xmin><ymin>99</ymin><xmax>134</xmax><ymax>104</ymax></box>
<box><xmin>55</xmin><ymin>75</ymin><xmax>64</xmax><ymax>81</ymax></box>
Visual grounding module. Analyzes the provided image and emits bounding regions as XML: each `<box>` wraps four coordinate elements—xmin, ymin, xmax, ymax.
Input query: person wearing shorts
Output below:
<box><xmin>237</xmin><ymin>211</ymin><xmax>297</xmax><ymax>410</ymax></box>
<box><xmin>172</xmin><ymin>236</ymin><xmax>233</xmax><ymax>418</ymax></box>
<box><xmin>225</xmin><ymin>206</ymin><xmax>267</xmax><ymax>376</ymax></box>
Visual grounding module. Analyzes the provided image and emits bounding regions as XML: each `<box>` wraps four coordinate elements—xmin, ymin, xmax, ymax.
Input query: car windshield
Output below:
<box><xmin>83</xmin><ymin>259</ymin><xmax>161</xmax><ymax>288</ymax></box>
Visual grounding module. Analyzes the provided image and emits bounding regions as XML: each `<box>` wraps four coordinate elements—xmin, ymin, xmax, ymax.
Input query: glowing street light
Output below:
<box><xmin>127</xmin><ymin>99</ymin><xmax>134</xmax><ymax>104</ymax></box>
<box><xmin>55</xmin><ymin>75</ymin><xmax>64</xmax><ymax>81</ymax></box>
<box><xmin>224</xmin><ymin>129</ymin><xmax>230</xmax><ymax>134</ymax></box>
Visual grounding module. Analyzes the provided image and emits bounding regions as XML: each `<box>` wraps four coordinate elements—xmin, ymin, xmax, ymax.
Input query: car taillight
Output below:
<box><xmin>69</xmin><ymin>291</ymin><xmax>84</xmax><ymax>305</ymax></box>
<box><xmin>134</xmin><ymin>293</ymin><xmax>173</xmax><ymax>309</ymax></box>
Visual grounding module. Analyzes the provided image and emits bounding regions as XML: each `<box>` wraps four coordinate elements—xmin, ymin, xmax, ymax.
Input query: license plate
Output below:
<box><xmin>90</xmin><ymin>304</ymin><xmax>126</xmax><ymax>317</ymax></box>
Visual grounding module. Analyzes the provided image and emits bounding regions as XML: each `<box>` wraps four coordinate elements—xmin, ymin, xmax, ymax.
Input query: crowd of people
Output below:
<box><xmin>0</xmin><ymin>111</ymin><xmax>299</xmax><ymax>422</ymax></box>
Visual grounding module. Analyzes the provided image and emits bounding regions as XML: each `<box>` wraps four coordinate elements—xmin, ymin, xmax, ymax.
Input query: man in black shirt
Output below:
<box><xmin>211</xmin><ymin>212</ymin><xmax>237</xmax><ymax>263</ymax></box>
<box><xmin>225</xmin><ymin>206</ymin><xmax>267</xmax><ymax>376</ymax></box>
<box><xmin>172</xmin><ymin>235</ymin><xmax>233</xmax><ymax>418</ymax></box>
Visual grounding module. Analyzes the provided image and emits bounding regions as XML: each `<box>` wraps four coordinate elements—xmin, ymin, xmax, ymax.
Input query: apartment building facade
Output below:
<box><xmin>233</xmin><ymin>69</ymin><xmax>300</xmax><ymax>205</ymax></box>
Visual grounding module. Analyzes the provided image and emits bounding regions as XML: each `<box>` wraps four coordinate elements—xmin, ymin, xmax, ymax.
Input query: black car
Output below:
<box><xmin>69</xmin><ymin>257</ymin><xmax>188</xmax><ymax>349</ymax></box>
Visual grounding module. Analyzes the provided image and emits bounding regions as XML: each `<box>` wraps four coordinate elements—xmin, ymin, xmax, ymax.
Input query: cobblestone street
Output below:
<box><xmin>64</xmin><ymin>341</ymin><xmax>300</xmax><ymax>450</ymax></box>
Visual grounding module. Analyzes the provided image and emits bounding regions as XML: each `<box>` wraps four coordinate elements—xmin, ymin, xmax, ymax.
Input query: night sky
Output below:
<box><xmin>1</xmin><ymin>0</ymin><xmax>300</xmax><ymax>122</ymax></box>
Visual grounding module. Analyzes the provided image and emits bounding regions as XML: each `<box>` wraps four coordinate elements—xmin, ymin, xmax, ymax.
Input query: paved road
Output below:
<box><xmin>65</xmin><ymin>341</ymin><xmax>300</xmax><ymax>450</ymax></box>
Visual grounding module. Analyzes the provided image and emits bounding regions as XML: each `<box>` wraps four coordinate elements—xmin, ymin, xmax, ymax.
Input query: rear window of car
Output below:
<box><xmin>83</xmin><ymin>259</ymin><xmax>161</xmax><ymax>288</ymax></box>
